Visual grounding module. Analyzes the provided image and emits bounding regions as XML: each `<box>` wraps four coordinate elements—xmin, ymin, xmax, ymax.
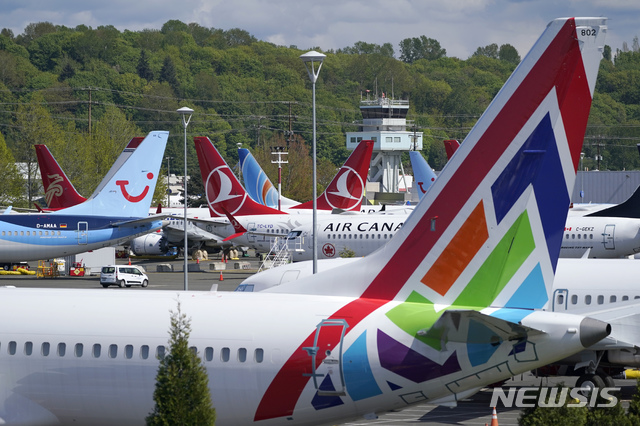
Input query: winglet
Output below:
<box><xmin>290</xmin><ymin>139</ymin><xmax>373</xmax><ymax>211</ymax></box>
<box><xmin>194</xmin><ymin>136</ymin><xmax>284</xmax><ymax>217</ymax></box>
<box><xmin>220</xmin><ymin>207</ymin><xmax>248</xmax><ymax>241</ymax></box>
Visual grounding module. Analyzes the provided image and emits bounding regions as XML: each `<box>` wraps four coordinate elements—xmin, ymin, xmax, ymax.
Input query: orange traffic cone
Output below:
<box><xmin>196</xmin><ymin>258</ymin><xmax>200</xmax><ymax>264</ymax></box>
<box><xmin>490</xmin><ymin>407</ymin><xmax>498</xmax><ymax>426</ymax></box>
<box><xmin>219</xmin><ymin>271</ymin><xmax>224</xmax><ymax>281</ymax></box>
<box><xmin>128</xmin><ymin>257</ymin><xmax>131</xmax><ymax>265</ymax></box>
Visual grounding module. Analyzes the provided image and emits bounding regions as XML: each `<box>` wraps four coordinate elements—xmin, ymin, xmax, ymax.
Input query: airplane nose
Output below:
<box><xmin>579</xmin><ymin>317</ymin><xmax>611</xmax><ymax>348</ymax></box>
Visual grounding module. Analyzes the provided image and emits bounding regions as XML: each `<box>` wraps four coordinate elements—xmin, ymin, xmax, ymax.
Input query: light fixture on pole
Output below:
<box><xmin>300</xmin><ymin>50</ymin><xmax>325</xmax><ymax>274</ymax></box>
<box><xmin>177</xmin><ymin>106</ymin><xmax>193</xmax><ymax>291</ymax></box>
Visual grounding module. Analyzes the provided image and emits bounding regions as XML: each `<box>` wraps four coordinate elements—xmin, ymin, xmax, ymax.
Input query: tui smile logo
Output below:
<box><xmin>116</xmin><ymin>172</ymin><xmax>154</xmax><ymax>202</ymax></box>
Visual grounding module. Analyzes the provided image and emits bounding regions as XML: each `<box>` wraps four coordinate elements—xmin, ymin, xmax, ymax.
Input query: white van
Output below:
<box><xmin>100</xmin><ymin>265</ymin><xmax>149</xmax><ymax>288</ymax></box>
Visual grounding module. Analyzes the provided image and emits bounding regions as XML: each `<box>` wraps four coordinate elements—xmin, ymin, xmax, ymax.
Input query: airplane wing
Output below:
<box><xmin>110</xmin><ymin>214</ymin><xmax>169</xmax><ymax>228</ymax></box>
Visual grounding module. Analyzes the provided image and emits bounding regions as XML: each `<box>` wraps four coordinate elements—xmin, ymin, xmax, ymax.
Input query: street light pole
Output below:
<box><xmin>165</xmin><ymin>156</ymin><xmax>173</xmax><ymax>208</ymax></box>
<box><xmin>300</xmin><ymin>51</ymin><xmax>325</xmax><ymax>274</ymax></box>
<box><xmin>177</xmin><ymin>106</ymin><xmax>193</xmax><ymax>291</ymax></box>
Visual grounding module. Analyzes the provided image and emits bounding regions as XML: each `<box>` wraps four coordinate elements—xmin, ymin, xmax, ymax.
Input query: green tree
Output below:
<box><xmin>399</xmin><ymin>36</ymin><xmax>446</xmax><ymax>63</ymax></box>
<box><xmin>147</xmin><ymin>302</ymin><xmax>215</xmax><ymax>425</ymax></box>
<box><xmin>0</xmin><ymin>131</ymin><xmax>24</xmax><ymax>205</ymax></box>
<box><xmin>473</xmin><ymin>43</ymin><xmax>499</xmax><ymax>59</ymax></box>
<box><xmin>159</xmin><ymin>56</ymin><xmax>179</xmax><ymax>93</ymax></box>
<box><xmin>137</xmin><ymin>49</ymin><xmax>154</xmax><ymax>81</ymax></box>
<box><xmin>499</xmin><ymin>43</ymin><xmax>521</xmax><ymax>64</ymax></box>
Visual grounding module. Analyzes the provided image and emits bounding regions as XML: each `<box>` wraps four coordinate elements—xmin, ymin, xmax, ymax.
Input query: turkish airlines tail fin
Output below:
<box><xmin>194</xmin><ymin>137</ymin><xmax>284</xmax><ymax>216</ymax></box>
<box><xmin>34</xmin><ymin>144</ymin><xmax>87</xmax><ymax>210</ymax></box>
<box><xmin>290</xmin><ymin>139</ymin><xmax>374</xmax><ymax>212</ymax></box>
<box><xmin>53</xmin><ymin>132</ymin><xmax>169</xmax><ymax>217</ymax></box>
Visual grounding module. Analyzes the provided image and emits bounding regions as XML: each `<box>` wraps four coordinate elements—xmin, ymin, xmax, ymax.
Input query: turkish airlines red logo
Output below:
<box><xmin>116</xmin><ymin>172</ymin><xmax>153</xmax><ymax>202</ymax></box>
<box><xmin>206</xmin><ymin>166</ymin><xmax>247</xmax><ymax>216</ymax></box>
<box><xmin>323</xmin><ymin>167</ymin><xmax>364</xmax><ymax>211</ymax></box>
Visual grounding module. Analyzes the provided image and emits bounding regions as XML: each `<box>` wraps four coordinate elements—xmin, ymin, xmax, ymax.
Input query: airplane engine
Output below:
<box><xmin>131</xmin><ymin>233</ymin><xmax>169</xmax><ymax>256</ymax></box>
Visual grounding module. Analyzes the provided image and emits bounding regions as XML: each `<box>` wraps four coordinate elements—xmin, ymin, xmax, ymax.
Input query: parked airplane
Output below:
<box><xmin>0</xmin><ymin>18</ymin><xmax>609</xmax><ymax>425</ymax></box>
<box><xmin>0</xmin><ymin>131</ymin><xmax>169</xmax><ymax>262</ymax></box>
<box><xmin>34</xmin><ymin>139</ymin><xmax>224</xmax><ymax>256</ymax></box>
<box><xmin>191</xmin><ymin>138</ymin><xmax>378</xmax><ymax>251</ymax></box>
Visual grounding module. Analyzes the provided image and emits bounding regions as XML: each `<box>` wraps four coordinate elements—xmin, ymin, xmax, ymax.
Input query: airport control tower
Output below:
<box><xmin>346</xmin><ymin>94</ymin><xmax>423</xmax><ymax>199</ymax></box>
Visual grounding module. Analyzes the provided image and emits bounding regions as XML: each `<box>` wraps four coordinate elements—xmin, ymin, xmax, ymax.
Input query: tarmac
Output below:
<box><xmin>1</xmin><ymin>255</ymin><xmax>637</xmax><ymax>425</ymax></box>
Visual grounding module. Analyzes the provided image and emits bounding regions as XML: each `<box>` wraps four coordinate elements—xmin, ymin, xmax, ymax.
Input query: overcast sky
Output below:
<box><xmin>0</xmin><ymin>0</ymin><xmax>637</xmax><ymax>59</ymax></box>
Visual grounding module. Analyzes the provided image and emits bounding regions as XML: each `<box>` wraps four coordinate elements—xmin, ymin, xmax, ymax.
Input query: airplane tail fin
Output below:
<box><xmin>54</xmin><ymin>132</ymin><xmax>169</xmax><ymax>217</ymax></box>
<box><xmin>35</xmin><ymin>144</ymin><xmax>87</xmax><ymax>209</ymax></box>
<box><xmin>290</xmin><ymin>139</ymin><xmax>373</xmax><ymax>212</ymax></box>
<box><xmin>194</xmin><ymin>137</ymin><xmax>284</xmax><ymax>216</ymax></box>
<box><xmin>238</xmin><ymin>148</ymin><xmax>298</xmax><ymax>208</ymax></box>
<box><xmin>444</xmin><ymin>139</ymin><xmax>460</xmax><ymax>160</ymax></box>
<box><xmin>409</xmin><ymin>151</ymin><xmax>437</xmax><ymax>200</ymax></box>
<box><xmin>280</xmin><ymin>18</ymin><xmax>606</xmax><ymax>310</ymax></box>
<box><xmin>586</xmin><ymin>184</ymin><xmax>640</xmax><ymax>218</ymax></box>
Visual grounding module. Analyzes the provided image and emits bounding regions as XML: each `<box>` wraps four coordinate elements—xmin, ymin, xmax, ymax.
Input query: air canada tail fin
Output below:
<box><xmin>275</xmin><ymin>17</ymin><xmax>607</xmax><ymax>308</ymax></box>
<box><xmin>410</xmin><ymin>150</ymin><xmax>437</xmax><ymax>200</ymax></box>
<box><xmin>238</xmin><ymin>148</ymin><xmax>299</xmax><ymax>208</ymax></box>
<box><xmin>290</xmin><ymin>139</ymin><xmax>374</xmax><ymax>212</ymax></box>
<box><xmin>53</xmin><ymin>131</ymin><xmax>169</xmax><ymax>217</ymax></box>
<box><xmin>194</xmin><ymin>137</ymin><xmax>283</xmax><ymax>216</ymax></box>
<box><xmin>35</xmin><ymin>144</ymin><xmax>87</xmax><ymax>209</ymax></box>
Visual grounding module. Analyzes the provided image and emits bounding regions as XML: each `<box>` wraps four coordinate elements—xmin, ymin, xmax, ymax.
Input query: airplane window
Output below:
<box><xmin>74</xmin><ymin>343</ymin><xmax>83</xmax><ymax>357</ymax></box>
<box><xmin>585</xmin><ymin>295</ymin><xmax>591</xmax><ymax>305</ymax></box>
<box><xmin>205</xmin><ymin>347</ymin><xmax>214</xmax><ymax>362</ymax></box>
<box><xmin>384</xmin><ymin>234</ymin><xmax>388</xmax><ymax>239</ymax></box>
<box><xmin>24</xmin><ymin>341</ymin><xmax>33</xmax><ymax>356</ymax></box>
<box><xmin>378</xmin><ymin>234</ymin><xmax>381</xmax><ymax>239</ymax></box>
<box><xmin>221</xmin><ymin>347</ymin><xmax>230</xmax><ymax>362</ymax></box>
<box><xmin>583</xmin><ymin>234</ymin><xmax>587</xmax><ymax>239</ymax></box>
<box><xmin>140</xmin><ymin>345</ymin><xmax>149</xmax><ymax>360</ymax></box>
<box><xmin>565</xmin><ymin>234</ymin><xmax>569</xmax><ymax>239</ymax></box>
<box><xmin>93</xmin><ymin>344</ymin><xmax>101</xmax><ymax>358</ymax></box>
<box><xmin>238</xmin><ymin>348</ymin><xmax>247</xmax><ymax>362</ymax></box>
<box><xmin>610</xmin><ymin>296</ymin><xmax>617</xmax><ymax>303</ymax></box>
<box><xmin>39</xmin><ymin>231</ymin><xmax>42</xmax><ymax>236</ymax></box>
<box><xmin>635</xmin><ymin>296</ymin><xmax>640</xmax><ymax>300</ymax></box>
<box><xmin>597</xmin><ymin>295</ymin><xmax>604</xmax><ymax>304</ymax></box>
<box><xmin>20</xmin><ymin>231</ymin><xmax>24</xmax><ymax>236</ymax></box>
<box><xmin>189</xmin><ymin>346</ymin><xmax>197</xmax><ymax>355</ymax></box>
<box><xmin>125</xmin><ymin>345</ymin><xmax>133</xmax><ymax>359</ymax></box>
<box><xmin>8</xmin><ymin>341</ymin><xmax>16</xmax><ymax>355</ymax></box>
<box><xmin>360</xmin><ymin>235</ymin><xmax>363</xmax><ymax>239</ymax></box>
<box><xmin>58</xmin><ymin>343</ymin><xmax>66</xmax><ymax>357</ymax></box>
<box><xmin>255</xmin><ymin>348</ymin><xmax>264</xmax><ymax>363</ymax></box>
<box><xmin>590</xmin><ymin>234</ymin><xmax>593</xmax><ymax>239</ymax></box>
<box><xmin>571</xmin><ymin>295</ymin><xmax>578</xmax><ymax>304</ymax></box>
<box><xmin>109</xmin><ymin>344</ymin><xmax>117</xmax><ymax>359</ymax></box>
<box><xmin>337</xmin><ymin>235</ymin><xmax>341</xmax><ymax>239</ymax></box>
<box><xmin>366</xmin><ymin>234</ymin><xmax>369</xmax><ymax>239</ymax></box>
<box><xmin>572</xmin><ymin>234</ymin><xmax>575</xmax><ymax>239</ymax></box>
<box><xmin>26</xmin><ymin>231</ymin><xmax>29</xmax><ymax>236</ymax></box>
<box><xmin>623</xmin><ymin>295</ymin><xmax>629</xmax><ymax>301</ymax></box>
<box><xmin>156</xmin><ymin>346</ymin><xmax>166</xmax><ymax>359</ymax></box>
<box><xmin>348</xmin><ymin>234</ymin><xmax>352</xmax><ymax>239</ymax></box>
<box><xmin>41</xmin><ymin>342</ymin><xmax>50</xmax><ymax>356</ymax></box>
<box><xmin>343</xmin><ymin>234</ymin><xmax>346</xmax><ymax>239</ymax></box>
<box><xmin>577</xmin><ymin>234</ymin><xmax>581</xmax><ymax>239</ymax></box>
<box><xmin>557</xmin><ymin>294</ymin><xmax>564</xmax><ymax>305</ymax></box>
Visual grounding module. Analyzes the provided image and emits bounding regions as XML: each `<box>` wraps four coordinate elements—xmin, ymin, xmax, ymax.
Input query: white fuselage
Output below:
<box><xmin>0</xmin><ymin>287</ymin><xmax>593</xmax><ymax>425</ymax></box>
